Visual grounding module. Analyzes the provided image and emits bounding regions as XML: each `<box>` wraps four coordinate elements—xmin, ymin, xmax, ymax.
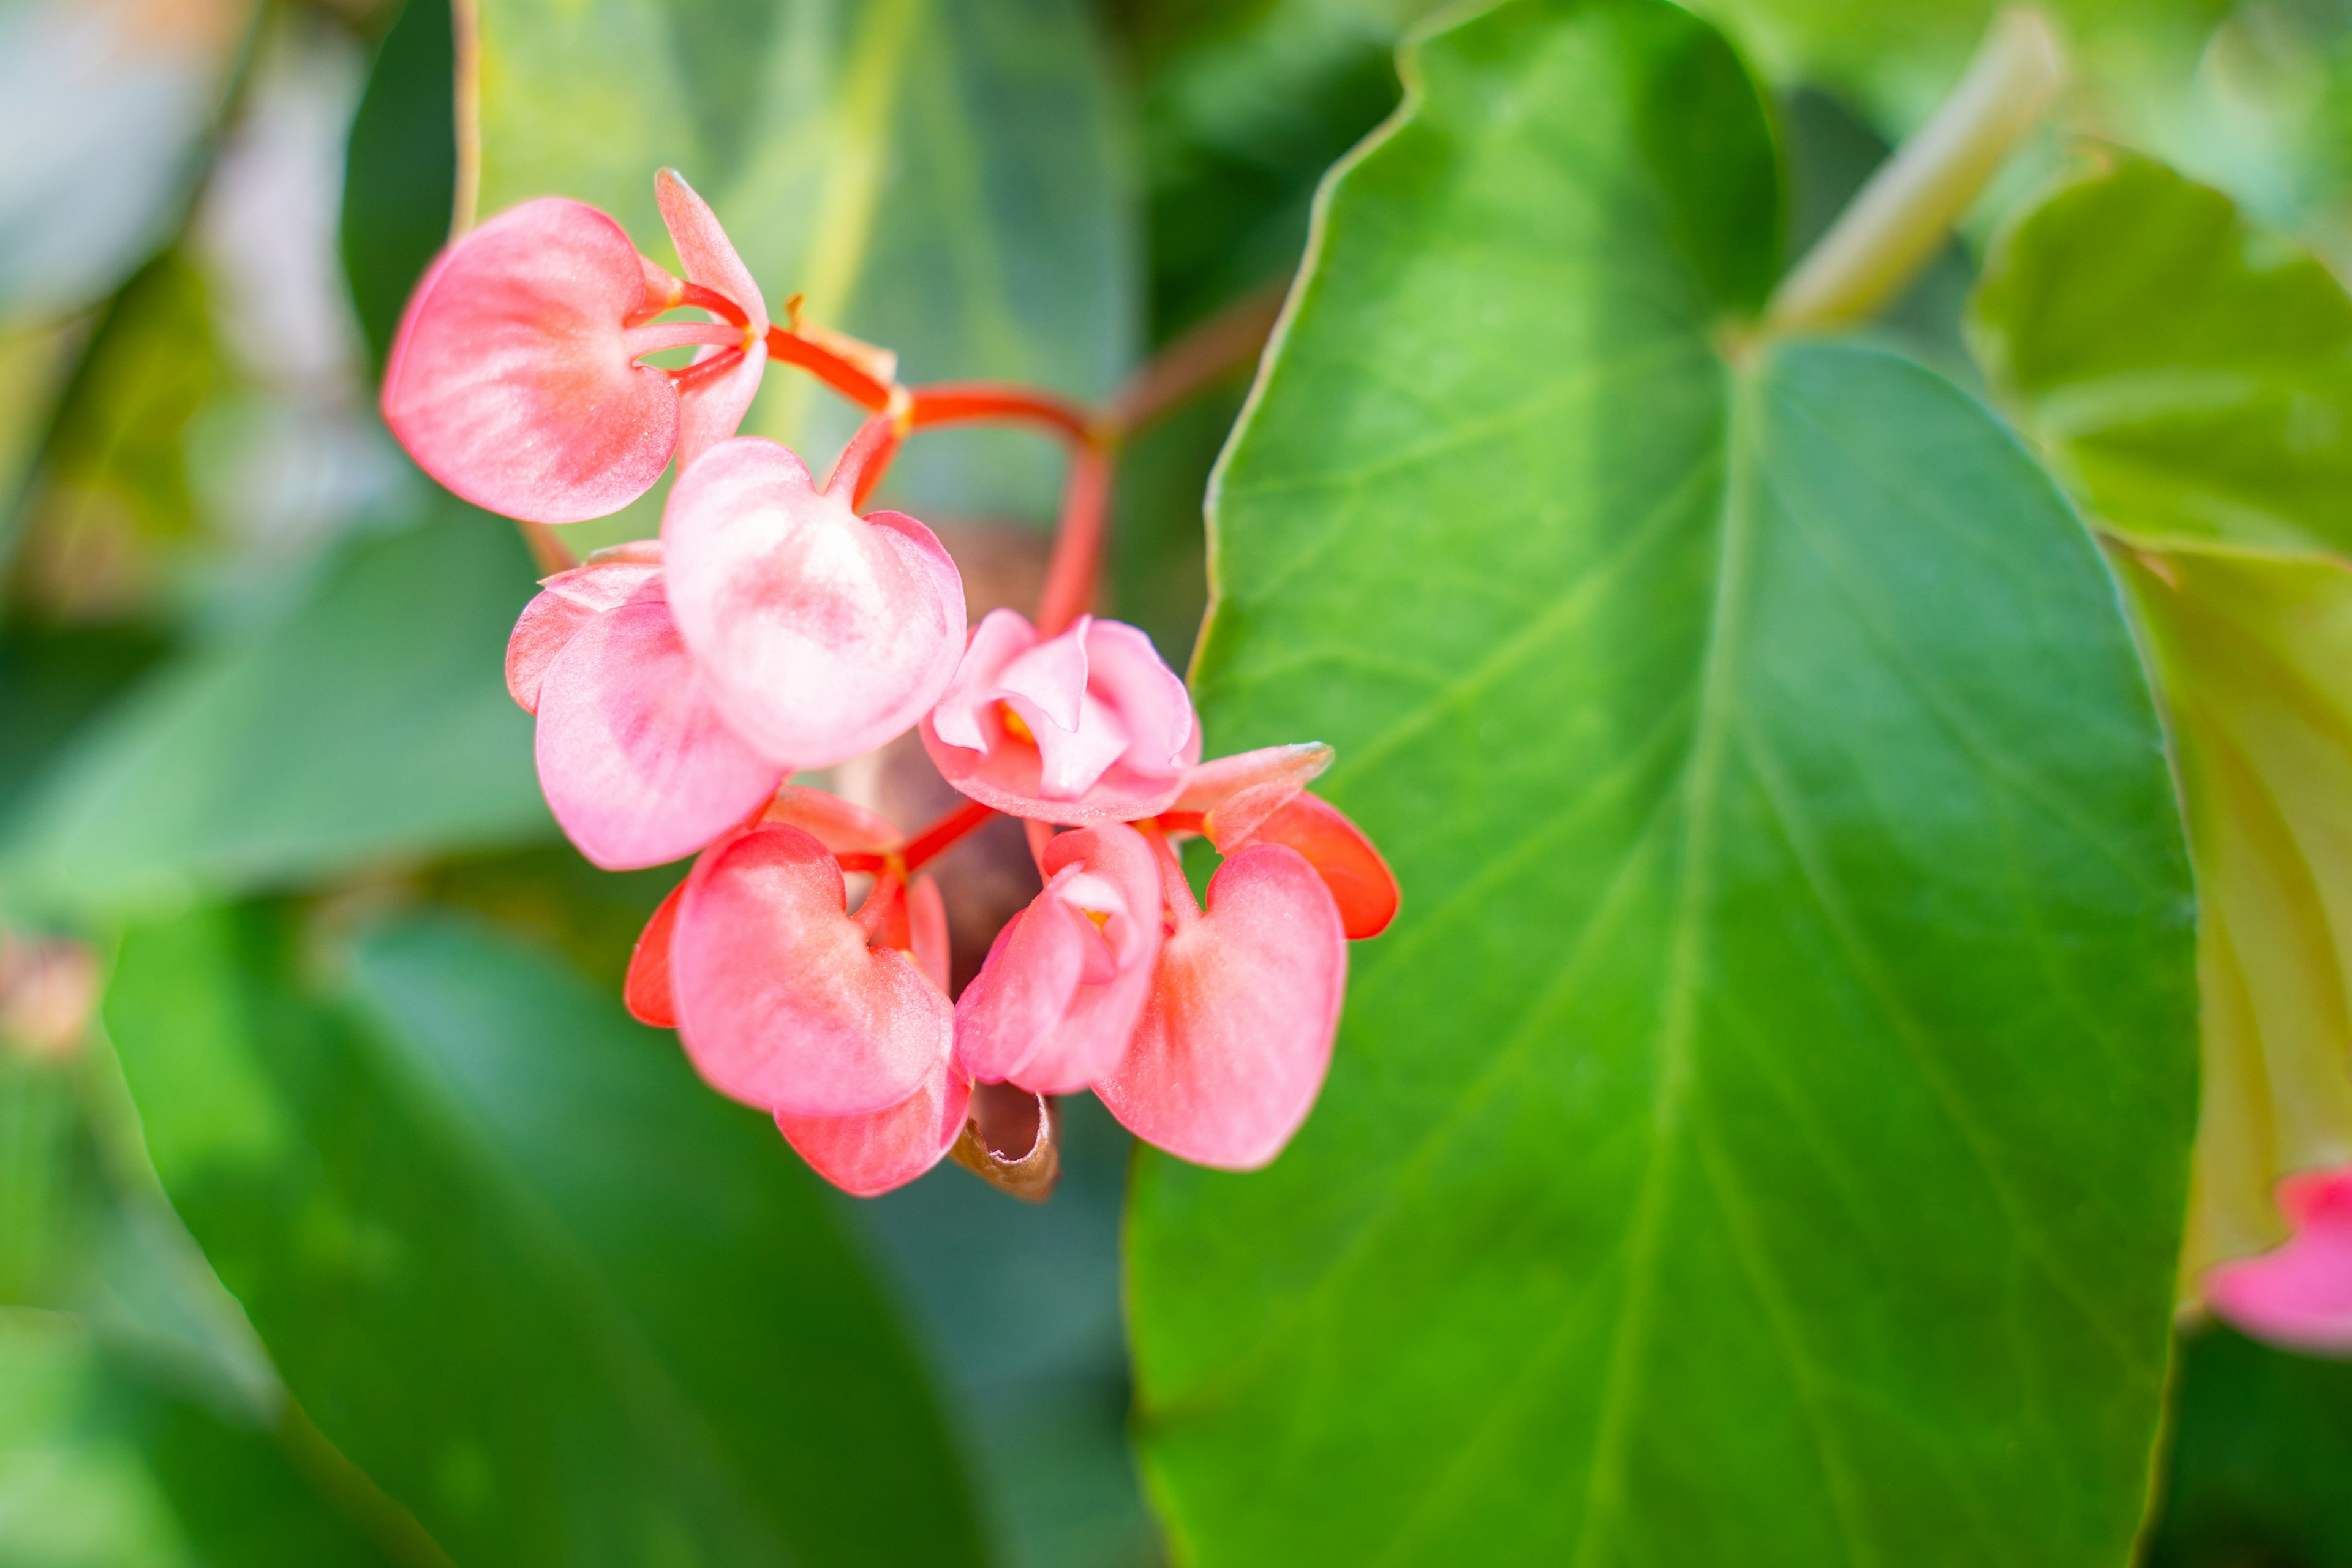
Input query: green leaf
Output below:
<box><xmin>2112</xmin><ymin>551</ymin><xmax>2352</xmax><ymax>1280</ymax></box>
<box><xmin>2146</xmin><ymin>1326</ymin><xmax>2352</xmax><ymax>1568</ymax></box>
<box><xmin>1972</xmin><ymin>151</ymin><xmax>2352</xmax><ymax>559</ymax></box>
<box><xmin>1128</xmin><ymin>2</ymin><xmax>2198</xmax><ymax>1562</ymax></box>
<box><xmin>469</xmin><ymin>0</ymin><xmax>1132</xmax><ymax>522</ymax></box>
<box><xmin>0</xmin><ymin>506</ymin><xmax>551</xmax><ymax>922</ymax></box>
<box><xmin>342</xmin><ymin>0</ymin><xmax>459</xmax><ymax>380</ymax></box>
<box><xmin>105</xmin><ymin>901</ymin><xmax>991</xmax><ymax>1567</ymax></box>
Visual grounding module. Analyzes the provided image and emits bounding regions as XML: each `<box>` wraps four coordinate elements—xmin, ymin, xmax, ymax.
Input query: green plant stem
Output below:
<box><xmin>1765</xmin><ymin>8</ymin><xmax>2064</xmax><ymax>334</ymax></box>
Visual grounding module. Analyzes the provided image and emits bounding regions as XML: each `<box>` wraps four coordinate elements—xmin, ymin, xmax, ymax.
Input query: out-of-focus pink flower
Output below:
<box><xmin>382</xmin><ymin>170</ymin><xmax>767</xmax><ymax>524</ymax></box>
<box><xmin>507</xmin><ymin>543</ymin><xmax>780</xmax><ymax>870</ymax></box>
<box><xmin>2206</xmin><ymin>1167</ymin><xmax>2352</xmax><ymax>1355</ymax></box>
<box><xmin>1093</xmin><ymin>839</ymin><xmax>1348</xmax><ymax>1169</ymax></box>
<box><xmin>955</xmin><ymin>822</ymin><xmax>1163</xmax><ymax>1093</ymax></box>
<box><xmin>923</xmin><ymin>610</ymin><xmax>1196</xmax><ymax>824</ymax></box>
<box><xmin>666</xmin><ymin>821</ymin><xmax>954</xmax><ymax>1118</ymax></box>
<box><xmin>662</xmin><ymin>437</ymin><xmax>966</xmax><ymax>769</ymax></box>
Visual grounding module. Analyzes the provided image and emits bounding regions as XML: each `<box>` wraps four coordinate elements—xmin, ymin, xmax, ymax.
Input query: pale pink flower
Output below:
<box><xmin>382</xmin><ymin>170</ymin><xmax>766</xmax><ymax>523</ymax></box>
<box><xmin>923</xmin><ymin>610</ymin><xmax>1196</xmax><ymax>824</ymax></box>
<box><xmin>2206</xmin><ymin>1166</ymin><xmax>2352</xmax><ymax>1355</ymax></box>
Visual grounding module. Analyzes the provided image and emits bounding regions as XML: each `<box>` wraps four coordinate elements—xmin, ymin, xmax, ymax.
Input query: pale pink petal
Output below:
<box><xmin>534</xmin><ymin>597</ymin><xmax>782</xmax><ymax>870</ymax></box>
<box><xmin>1083</xmin><ymin>619</ymin><xmax>1194</xmax><ymax>772</ymax></box>
<box><xmin>1221</xmin><ymin>793</ymin><xmax>1399</xmax><ymax>941</ymax></box>
<box><xmin>1173</xmin><ymin>742</ymin><xmax>1334</xmax><ymax>827</ymax></box>
<box><xmin>995</xmin><ymin>615</ymin><xmax>1091</xmax><ymax>735</ymax></box>
<box><xmin>662</xmin><ymin>438</ymin><xmax>967</xmax><ymax>767</ymax></box>
<box><xmin>775</xmin><ymin>1064</ymin><xmax>970</xmax><ymax>1197</ymax></box>
<box><xmin>760</xmin><ymin>785</ymin><xmax>903</xmax><ymax>856</ymax></box>
<box><xmin>2206</xmin><ymin>1167</ymin><xmax>2352</xmax><ymax>1355</ymax></box>
<box><xmin>671</xmin><ymin>824</ymin><xmax>953</xmax><ymax>1116</ymax></box>
<box><xmin>674</xmin><ymin>340</ymin><xmax>769</xmax><ymax>473</ymax></box>
<box><xmin>930</xmin><ymin>609</ymin><xmax>1039</xmax><ymax>751</ymax></box>
<box><xmin>953</xmin><ymin>892</ymin><xmax>1090</xmax><ymax>1084</ymax></box>
<box><xmin>908</xmin><ymin>875</ymin><xmax>950</xmax><ymax>995</ymax></box>
<box><xmin>505</xmin><ymin>546</ymin><xmax>663</xmax><ymax>712</ymax></box>
<box><xmin>625</xmin><ymin>879</ymin><xmax>685</xmax><ymax>1028</ymax></box>
<box><xmin>382</xmin><ymin>198</ymin><xmax>679</xmax><ymax>524</ymax></box>
<box><xmin>1097</xmin><ymin>844</ymin><xmax>1345</xmax><ymax>1169</ymax></box>
<box><xmin>1006</xmin><ymin>823</ymin><xmax>1164</xmax><ymax>1095</ymax></box>
<box><xmin>654</xmin><ymin>168</ymin><xmax>767</xmax><ymax>336</ymax></box>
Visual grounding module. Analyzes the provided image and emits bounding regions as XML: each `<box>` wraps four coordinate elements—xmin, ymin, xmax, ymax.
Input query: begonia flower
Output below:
<box><xmin>923</xmin><ymin>610</ymin><xmax>1196</xmax><ymax>824</ymax></box>
<box><xmin>506</xmin><ymin>542</ymin><xmax>781</xmax><ymax>870</ymax></box>
<box><xmin>1096</xmin><ymin>837</ymin><xmax>1348</xmax><ymax>1170</ymax></box>
<box><xmin>662</xmin><ymin>437</ymin><xmax>966</xmax><ymax>768</ymax></box>
<box><xmin>382</xmin><ymin>169</ymin><xmax>767</xmax><ymax>523</ymax></box>
<box><xmin>955</xmin><ymin>821</ymin><xmax>1163</xmax><ymax>1093</ymax></box>
<box><xmin>1162</xmin><ymin>742</ymin><xmax>1399</xmax><ymax>939</ymax></box>
<box><xmin>2204</xmin><ymin>1166</ymin><xmax>2352</xmax><ymax>1355</ymax></box>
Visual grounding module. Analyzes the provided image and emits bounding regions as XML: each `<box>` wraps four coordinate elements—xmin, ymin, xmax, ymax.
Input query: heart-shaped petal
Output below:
<box><xmin>505</xmin><ymin>543</ymin><xmax>664</xmax><ymax>713</ymax></box>
<box><xmin>382</xmin><ymin>198</ymin><xmax>679</xmax><ymax>524</ymax></box>
<box><xmin>775</xmin><ymin>1063</ymin><xmax>971</xmax><ymax>1197</ymax></box>
<box><xmin>671</xmin><ymin>824</ymin><xmax>953</xmax><ymax>1117</ymax></box>
<box><xmin>1097</xmin><ymin>843</ymin><xmax>1345</xmax><ymax>1169</ymax></box>
<box><xmin>533</xmin><ymin>595</ymin><xmax>782</xmax><ymax>870</ymax></box>
<box><xmin>663</xmin><ymin>437</ymin><xmax>967</xmax><ymax>768</ymax></box>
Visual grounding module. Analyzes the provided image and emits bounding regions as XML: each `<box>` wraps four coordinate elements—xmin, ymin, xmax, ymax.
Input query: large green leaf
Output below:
<box><xmin>0</xmin><ymin>507</ymin><xmax>551</xmax><ymax>922</ymax></box>
<box><xmin>105</xmin><ymin>902</ymin><xmax>990</xmax><ymax>1567</ymax></box>
<box><xmin>470</xmin><ymin>0</ymin><xmax>1131</xmax><ymax>522</ymax></box>
<box><xmin>1127</xmin><ymin>1</ymin><xmax>2198</xmax><ymax>1562</ymax></box>
<box><xmin>1973</xmin><ymin>152</ymin><xmax>2352</xmax><ymax>559</ymax></box>
<box><xmin>2145</xmin><ymin>1326</ymin><xmax>2352</xmax><ymax>1568</ymax></box>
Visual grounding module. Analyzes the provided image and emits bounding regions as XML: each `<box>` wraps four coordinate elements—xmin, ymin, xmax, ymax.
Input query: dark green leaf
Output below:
<box><xmin>1972</xmin><ymin>151</ymin><xmax>2352</xmax><ymax>557</ymax></box>
<box><xmin>470</xmin><ymin>0</ymin><xmax>1133</xmax><ymax>522</ymax></box>
<box><xmin>0</xmin><ymin>507</ymin><xmax>551</xmax><ymax>921</ymax></box>
<box><xmin>1127</xmin><ymin>2</ymin><xmax>2198</xmax><ymax>1562</ymax></box>
<box><xmin>2146</xmin><ymin>1327</ymin><xmax>2352</xmax><ymax>1568</ymax></box>
<box><xmin>342</xmin><ymin>0</ymin><xmax>459</xmax><ymax>379</ymax></box>
<box><xmin>105</xmin><ymin>902</ymin><xmax>991</xmax><ymax>1567</ymax></box>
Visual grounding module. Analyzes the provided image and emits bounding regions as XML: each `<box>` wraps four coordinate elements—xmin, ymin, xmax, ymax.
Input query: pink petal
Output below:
<box><xmin>759</xmin><ymin>785</ymin><xmax>903</xmax><ymax>856</ymax></box>
<box><xmin>1082</xmin><ymin>619</ymin><xmax>1194</xmax><ymax>773</ymax></box>
<box><xmin>1097</xmin><ymin>843</ymin><xmax>1346</xmax><ymax>1169</ymax></box>
<box><xmin>505</xmin><ymin>544</ymin><xmax>664</xmax><ymax>713</ymax></box>
<box><xmin>654</xmin><ymin>168</ymin><xmax>767</xmax><ymax>336</ymax></box>
<box><xmin>674</xmin><ymin>340</ymin><xmax>769</xmax><ymax>474</ymax></box>
<box><xmin>671</xmin><ymin>824</ymin><xmax>953</xmax><ymax>1117</ymax></box>
<box><xmin>2206</xmin><ymin>1166</ymin><xmax>2352</xmax><ymax>1355</ymax></box>
<box><xmin>1223</xmin><ymin>793</ymin><xmax>1399</xmax><ymax>940</ymax></box>
<box><xmin>953</xmin><ymin>893</ymin><xmax>1091</xmax><ymax>1084</ymax></box>
<box><xmin>1174</xmin><ymin>742</ymin><xmax>1335</xmax><ymax>837</ymax></box>
<box><xmin>907</xmin><ymin>875</ymin><xmax>950</xmax><ymax>995</ymax></box>
<box><xmin>775</xmin><ymin>1063</ymin><xmax>970</xmax><ymax>1197</ymax></box>
<box><xmin>930</xmin><ymin>609</ymin><xmax>1038</xmax><ymax>751</ymax></box>
<box><xmin>662</xmin><ymin>438</ymin><xmax>967</xmax><ymax>767</ymax></box>
<box><xmin>1005</xmin><ymin>823</ymin><xmax>1165</xmax><ymax>1095</ymax></box>
<box><xmin>533</xmin><ymin>595</ymin><xmax>782</xmax><ymax>870</ymax></box>
<box><xmin>382</xmin><ymin>198</ymin><xmax>679</xmax><ymax>524</ymax></box>
<box><xmin>996</xmin><ymin>614</ymin><xmax>1091</xmax><ymax>734</ymax></box>
<box><xmin>625</xmin><ymin>879</ymin><xmax>685</xmax><ymax>1028</ymax></box>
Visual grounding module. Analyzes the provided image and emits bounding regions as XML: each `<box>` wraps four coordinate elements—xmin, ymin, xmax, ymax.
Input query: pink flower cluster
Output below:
<box><xmin>383</xmin><ymin>172</ymin><xmax>1396</xmax><ymax>1195</ymax></box>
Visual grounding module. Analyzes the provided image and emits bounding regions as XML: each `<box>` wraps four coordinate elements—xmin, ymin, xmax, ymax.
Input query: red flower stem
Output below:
<box><xmin>853</xmin><ymin>867</ymin><xmax>906</xmax><ymax>941</ymax></box>
<box><xmin>907</xmin><ymin>383</ymin><xmax>1102</xmax><ymax>448</ymax></box>
<box><xmin>901</xmin><ymin>797</ymin><xmax>998</xmax><ymax>873</ymax></box>
<box><xmin>1033</xmin><ymin>443</ymin><xmax>1113</xmax><ymax>636</ymax></box>
<box><xmin>1108</xmin><ymin>284</ymin><xmax>1285</xmax><ymax>437</ymax></box>
<box><xmin>517</xmin><ymin>519</ymin><xmax>575</xmax><ymax>574</ymax></box>
<box><xmin>825</xmin><ymin>399</ymin><xmax>912</xmax><ymax>510</ymax></box>
<box><xmin>765</xmin><ymin>325</ymin><xmax>894</xmax><ymax>410</ymax></box>
<box><xmin>677</xmin><ymin>282</ymin><xmax>749</xmax><ymax>327</ymax></box>
<box><xmin>1142</xmin><ymin>826</ymin><xmax>1202</xmax><ymax>930</ymax></box>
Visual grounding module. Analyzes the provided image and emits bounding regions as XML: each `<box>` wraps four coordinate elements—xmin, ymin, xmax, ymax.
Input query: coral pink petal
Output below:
<box><xmin>662</xmin><ymin>439</ymin><xmax>967</xmax><ymax>767</ymax></box>
<box><xmin>382</xmin><ymin>197</ymin><xmax>678</xmax><ymax>524</ymax></box>
<box><xmin>654</xmin><ymin>168</ymin><xmax>767</xmax><ymax>336</ymax></box>
<box><xmin>954</xmin><ymin>894</ymin><xmax>1091</xmax><ymax>1084</ymax></box>
<box><xmin>1175</xmin><ymin>742</ymin><xmax>1333</xmax><ymax>821</ymax></box>
<box><xmin>534</xmin><ymin>597</ymin><xmax>782</xmax><ymax>870</ymax></box>
<box><xmin>1233</xmin><ymin>794</ymin><xmax>1399</xmax><ymax>940</ymax></box>
<box><xmin>907</xmin><ymin>876</ymin><xmax>951</xmax><ymax>994</ymax></box>
<box><xmin>1083</xmin><ymin>619</ymin><xmax>1195</xmax><ymax>772</ymax></box>
<box><xmin>922</xmin><ymin>720</ymin><xmax>1194</xmax><ymax>826</ymax></box>
<box><xmin>775</xmin><ymin>1066</ymin><xmax>970</xmax><ymax>1197</ymax></box>
<box><xmin>1098</xmin><ymin>844</ymin><xmax>1345</xmax><ymax>1169</ymax></box>
<box><xmin>671</xmin><ymin>824</ymin><xmax>952</xmax><ymax>1116</ymax></box>
<box><xmin>506</xmin><ymin>551</ymin><xmax>664</xmax><ymax>712</ymax></box>
<box><xmin>931</xmin><ymin>609</ymin><xmax>1038</xmax><ymax>750</ymax></box>
<box><xmin>625</xmin><ymin>880</ymin><xmax>685</xmax><ymax>1028</ymax></box>
<box><xmin>760</xmin><ymin>785</ymin><xmax>903</xmax><ymax>856</ymax></box>
<box><xmin>675</xmin><ymin>340</ymin><xmax>768</xmax><ymax>473</ymax></box>
<box><xmin>1006</xmin><ymin>823</ymin><xmax>1165</xmax><ymax>1095</ymax></box>
<box><xmin>2206</xmin><ymin>1167</ymin><xmax>2352</xmax><ymax>1355</ymax></box>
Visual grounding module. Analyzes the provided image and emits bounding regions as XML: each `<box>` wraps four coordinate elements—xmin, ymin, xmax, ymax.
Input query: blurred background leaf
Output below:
<box><xmin>342</xmin><ymin>0</ymin><xmax>458</xmax><ymax>378</ymax></box>
<box><xmin>2147</xmin><ymin>1325</ymin><xmax>2352</xmax><ymax>1568</ymax></box>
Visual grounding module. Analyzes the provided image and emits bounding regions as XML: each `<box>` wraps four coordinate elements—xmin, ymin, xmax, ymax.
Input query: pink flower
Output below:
<box><xmin>505</xmin><ymin>542</ymin><xmax>780</xmax><ymax>870</ymax></box>
<box><xmin>382</xmin><ymin>169</ymin><xmax>767</xmax><ymax>524</ymax></box>
<box><xmin>2205</xmin><ymin>1166</ymin><xmax>2352</xmax><ymax>1355</ymax></box>
<box><xmin>955</xmin><ymin>822</ymin><xmax>1163</xmax><ymax>1093</ymax></box>
<box><xmin>922</xmin><ymin>610</ymin><xmax>1196</xmax><ymax>824</ymax></box>
<box><xmin>1163</xmin><ymin>741</ymin><xmax>1400</xmax><ymax>939</ymax></box>
<box><xmin>662</xmin><ymin>437</ymin><xmax>967</xmax><ymax>768</ymax></box>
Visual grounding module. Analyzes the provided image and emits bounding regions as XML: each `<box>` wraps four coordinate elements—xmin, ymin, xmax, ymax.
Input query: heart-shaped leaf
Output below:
<box><xmin>1125</xmin><ymin>1</ymin><xmax>2199</xmax><ymax>1562</ymax></box>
